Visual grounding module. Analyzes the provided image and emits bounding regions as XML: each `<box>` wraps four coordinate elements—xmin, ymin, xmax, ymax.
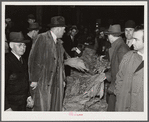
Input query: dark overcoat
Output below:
<box><xmin>106</xmin><ymin>37</ymin><xmax>130</xmax><ymax>111</ymax></box>
<box><xmin>5</xmin><ymin>52</ymin><xmax>30</xmax><ymax>111</ymax></box>
<box><xmin>28</xmin><ymin>31</ymin><xmax>65</xmax><ymax>111</ymax></box>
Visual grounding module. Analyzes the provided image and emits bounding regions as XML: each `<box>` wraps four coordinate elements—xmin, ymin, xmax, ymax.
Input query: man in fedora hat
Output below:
<box><xmin>28</xmin><ymin>16</ymin><xmax>88</xmax><ymax>111</ymax></box>
<box><xmin>124</xmin><ymin>20</ymin><xmax>136</xmax><ymax>50</ymax></box>
<box><xmin>23</xmin><ymin>22</ymin><xmax>41</xmax><ymax>61</ymax></box>
<box><xmin>22</xmin><ymin>14</ymin><xmax>36</xmax><ymax>36</ymax></box>
<box><xmin>5</xmin><ymin>32</ymin><xmax>34</xmax><ymax>111</ymax></box>
<box><xmin>104</xmin><ymin>24</ymin><xmax>130</xmax><ymax>111</ymax></box>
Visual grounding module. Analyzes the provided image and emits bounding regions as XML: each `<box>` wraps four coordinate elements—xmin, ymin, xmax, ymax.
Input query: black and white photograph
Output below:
<box><xmin>1</xmin><ymin>1</ymin><xmax>148</xmax><ymax>121</ymax></box>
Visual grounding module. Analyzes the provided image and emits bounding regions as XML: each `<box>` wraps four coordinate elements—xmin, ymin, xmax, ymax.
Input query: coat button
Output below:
<box><xmin>54</xmin><ymin>57</ymin><xmax>56</xmax><ymax>60</ymax></box>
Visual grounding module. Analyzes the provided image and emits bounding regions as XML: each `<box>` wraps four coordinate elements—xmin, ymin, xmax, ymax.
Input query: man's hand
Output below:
<box><xmin>71</xmin><ymin>47</ymin><xmax>77</xmax><ymax>51</ymax></box>
<box><xmin>64</xmin><ymin>57</ymin><xmax>89</xmax><ymax>72</ymax></box>
<box><xmin>5</xmin><ymin>108</ymin><xmax>13</xmax><ymax>111</ymax></box>
<box><xmin>26</xmin><ymin>96</ymin><xmax>34</xmax><ymax>108</ymax></box>
<box><xmin>30</xmin><ymin>82</ymin><xmax>37</xmax><ymax>90</ymax></box>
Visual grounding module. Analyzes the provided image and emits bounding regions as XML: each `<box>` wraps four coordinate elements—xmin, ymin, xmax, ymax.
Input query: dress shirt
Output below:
<box><xmin>51</xmin><ymin>31</ymin><xmax>57</xmax><ymax>44</ymax></box>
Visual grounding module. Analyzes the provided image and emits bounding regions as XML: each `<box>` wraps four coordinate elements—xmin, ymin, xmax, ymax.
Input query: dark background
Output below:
<box><xmin>5</xmin><ymin>5</ymin><xmax>144</xmax><ymax>30</ymax></box>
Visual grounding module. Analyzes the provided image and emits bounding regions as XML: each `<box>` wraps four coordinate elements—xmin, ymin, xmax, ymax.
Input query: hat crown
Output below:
<box><xmin>10</xmin><ymin>32</ymin><xmax>24</xmax><ymax>41</ymax></box>
<box><xmin>51</xmin><ymin>16</ymin><xmax>65</xmax><ymax>24</ymax></box>
<box><xmin>108</xmin><ymin>24</ymin><xmax>121</xmax><ymax>33</ymax></box>
<box><xmin>48</xmin><ymin>16</ymin><xmax>66</xmax><ymax>27</ymax></box>
<box><xmin>28</xmin><ymin>14</ymin><xmax>35</xmax><ymax>19</ymax></box>
<box><xmin>9</xmin><ymin>32</ymin><xmax>29</xmax><ymax>43</ymax></box>
<box><xmin>125</xmin><ymin>20</ymin><xmax>135</xmax><ymax>28</ymax></box>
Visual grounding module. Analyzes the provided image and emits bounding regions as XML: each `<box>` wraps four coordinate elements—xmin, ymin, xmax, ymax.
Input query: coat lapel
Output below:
<box><xmin>47</xmin><ymin>31</ymin><xmax>58</xmax><ymax>65</ymax></box>
<box><xmin>9</xmin><ymin>52</ymin><xmax>24</xmax><ymax>71</ymax></box>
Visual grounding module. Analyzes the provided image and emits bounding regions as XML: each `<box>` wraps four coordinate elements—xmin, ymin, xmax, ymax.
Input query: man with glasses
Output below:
<box><xmin>5</xmin><ymin>32</ymin><xmax>33</xmax><ymax>111</ymax></box>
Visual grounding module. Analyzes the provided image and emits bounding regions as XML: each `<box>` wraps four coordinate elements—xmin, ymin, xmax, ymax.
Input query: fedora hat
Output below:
<box><xmin>125</xmin><ymin>20</ymin><xmax>136</xmax><ymax>28</ymax></box>
<box><xmin>104</xmin><ymin>24</ymin><xmax>123</xmax><ymax>36</ymax></box>
<box><xmin>28</xmin><ymin>22</ymin><xmax>42</xmax><ymax>31</ymax></box>
<box><xmin>48</xmin><ymin>16</ymin><xmax>67</xmax><ymax>28</ymax></box>
<box><xmin>9</xmin><ymin>32</ymin><xmax>30</xmax><ymax>43</ymax></box>
<box><xmin>28</xmin><ymin>14</ymin><xmax>35</xmax><ymax>20</ymax></box>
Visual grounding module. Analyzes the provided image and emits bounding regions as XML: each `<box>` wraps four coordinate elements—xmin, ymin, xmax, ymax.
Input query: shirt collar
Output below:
<box><xmin>51</xmin><ymin>31</ymin><xmax>57</xmax><ymax>44</ymax></box>
<box><xmin>27</xmin><ymin>32</ymin><xmax>32</xmax><ymax>39</ymax></box>
<box><xmin>137</xmin><ymin>51</ymin><xmax>144</xmax><ymax>60</ymax></box>
<box><xmin>11</xmin><ymin>51</ymin><xmax>21</xmax><ymax>60</ymax></box>
<box><xmin>126</xmin><ymin>39</ymin><xmax>133</xmax><ymax>47</ymax></box>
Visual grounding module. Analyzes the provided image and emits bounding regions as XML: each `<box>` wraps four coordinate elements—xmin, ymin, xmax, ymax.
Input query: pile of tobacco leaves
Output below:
<box><xmin>63</xmin><ymin>47</ymin><xmax>110</xmax><ymax>111</ymax></box>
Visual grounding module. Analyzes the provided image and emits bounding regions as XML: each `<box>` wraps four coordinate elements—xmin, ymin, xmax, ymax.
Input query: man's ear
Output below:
<box><xmin>9</xmin><ymin>42</ymin><xmax>13</xmax><ymax>49</ymax></box>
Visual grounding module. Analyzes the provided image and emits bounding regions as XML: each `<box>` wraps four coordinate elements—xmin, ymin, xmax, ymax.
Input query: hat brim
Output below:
<box><xmin>104</xmin><ymin>31</ymin><xmax>124</xmax><ymax>35</ymax></box>
<box><xmin>48</xmin><ymin>24</ymin><xmax>67</xmax><ymax>28</ymax></box>
<box><xmin>28</xmin><ymin>26</ymin><xmax>42</xmax><ymax>31</ymax></box>
<box><xmin>10</xmin><ymin>40</ymin><xmax>30</xmax><ymax>43</ymax></box>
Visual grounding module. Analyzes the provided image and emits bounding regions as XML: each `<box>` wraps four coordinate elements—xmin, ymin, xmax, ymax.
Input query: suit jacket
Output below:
<box><xmin>5</xmin><ymin>52</ymin><xmax>30</xmax><ymax>110</ymax></box>
<box><xmin>62</xmin><ymin>34</ymin><xmax>78</xmax><ymax>57</ymax></box>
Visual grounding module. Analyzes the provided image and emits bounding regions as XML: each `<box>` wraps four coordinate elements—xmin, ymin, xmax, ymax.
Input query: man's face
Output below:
<box><xmin>28</xmin><ymin>19</ymin><xmax>35</xmax><ymax>24</ymax></box>
<box><xmin>132</xmin><ymin>30</ymin><xmax>144</xmax><ymax>53</ymax></box>
<box><xmin>125</xmin><ymin>28</ymin><xmax>134</xmax><ymax>40</ymax></box>
<box><xmin>107</xmin><ymin>34</ymin><xmax>113</xmax><ymax>43</ymax></box>
<box><xmin>32</xmin><ymin>30</ymin><xmax>39</xmax><ymax>39</ymax></box>
<box><xmin>70</xmin><ymin>29</ymin><xmax>77</xmax><ymax>37</ymax></box>
<box><xmin>57</xmin><ymin>27</ymin><xmax>66</xmax><ymax>38</ymax></box>
<box><xmin>11</xmin><ymin>42</ymin><xmax>26</xmax><ymax>56</ymax></box>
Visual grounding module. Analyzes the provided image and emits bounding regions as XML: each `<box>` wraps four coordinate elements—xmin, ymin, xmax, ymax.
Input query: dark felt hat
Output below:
<box><xmin>28</xmin><ymin>14</ymin><xmax>35</xmax><ymax>19</ymax></box>
<box><xmin>104</xmin><ymin>24</ymin><xmax>123</xmax><ymax>36</ymax></box>
<box><xmin>28</xmin><ymin>22</ymin><xmax>42</xmax><ymax>31</ymax></box>
<box><xmin>9</xmin><ymin>32</ymin><xmax>30</xmax><ymax>43</ymax></box>
<box><xmin>125</xmin><ymin>20</ymin><xmax>136</xmax><ymax>28</ymax></box>
<box><xmin>48</xmin><ymin>16</ymin><xmax>67</xmax><ymax>28</ymax></box>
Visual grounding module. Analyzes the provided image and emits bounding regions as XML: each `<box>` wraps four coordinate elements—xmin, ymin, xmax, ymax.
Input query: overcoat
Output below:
<box><xmin>28</xmin><ymin>31</ymin><xmax>65</xmax><ymax>111</ymax></box>
<box><xmin>5</xmin><ymin>52</ymin><xmax>30</xmax><ymax>111</ymax></box>
<box><xmin>106</xmin><ymin>37</ymin><xmax>130</xmax><ymax>111</ymax></box>
<box><xmin>115</xmin><ymin>51</ymin><xmax>143</xmax><ymax>111</ymax></box>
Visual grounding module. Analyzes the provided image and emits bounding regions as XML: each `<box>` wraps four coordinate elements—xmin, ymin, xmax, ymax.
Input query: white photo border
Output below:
<box><xmin>1</xmin><ymin>1</ymin><xmax>148</xmax><ymax>121</ymax></box>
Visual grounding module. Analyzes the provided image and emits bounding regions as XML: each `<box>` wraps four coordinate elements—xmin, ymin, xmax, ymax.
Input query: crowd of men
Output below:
<box><xmin>5</xmin><ymin>14</ymin><xmax>144</xmax><ymax>111</ymax></box>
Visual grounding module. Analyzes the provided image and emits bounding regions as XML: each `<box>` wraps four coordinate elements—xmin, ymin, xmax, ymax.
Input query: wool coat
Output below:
<box><xmin>106</xmin><ymin>37</ymin><xmax>130</xmax><ymax>111</ymax></box>
<box><xmin>5</xmin><ymin>52</ymin><xmax>30</xmax><ymax>111</ymax></box>
<box><xmin>28</xmin><ymin>31</ymin><xmax>66</xmax><ymax>111</ymax></box>
<box><xmin>115</xmin><ymin>51</ymin><xmax>143</xmax><ymax>111</ymax></box>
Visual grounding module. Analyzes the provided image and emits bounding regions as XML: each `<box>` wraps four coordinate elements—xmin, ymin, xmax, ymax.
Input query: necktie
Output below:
<box><xmin>19</xmin><ymin>57</ymin><xmax>23</xmax><ymax>64</ymax></box>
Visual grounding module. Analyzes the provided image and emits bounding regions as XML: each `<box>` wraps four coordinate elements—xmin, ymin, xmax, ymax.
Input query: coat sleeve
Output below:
<box><xmin>28</xmin><ymin>35</ymin><xmax>47</xmax><ymax>82</ymax></box>
<box><xmin>117</xmin><ymin>45</ymin><xmax>130</xmax><ymax>65</ymax></box>
<box><xmin>114</xmin><ymin>51</ymin><xmax>132</xmax><ymax>95</ymax></box>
